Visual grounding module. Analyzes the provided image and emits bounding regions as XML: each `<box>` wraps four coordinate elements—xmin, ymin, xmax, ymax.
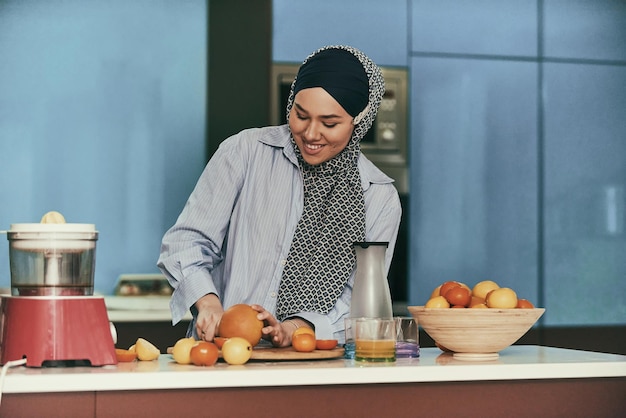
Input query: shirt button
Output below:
<box><xmin>270</xmin><ymin>292</ymin><xmax>277</xmax><ymax>298</ymax></box>
<box><xmin>281</xmin><ymin>259</ymin><xmax>287</xmax><ymax>266</ymax></box>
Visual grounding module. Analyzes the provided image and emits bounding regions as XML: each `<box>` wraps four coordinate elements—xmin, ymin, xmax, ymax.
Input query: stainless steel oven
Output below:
<box><xmin>270</xmin><ymin>63</ymin><xmax>409</xmax><ymax>194</ymax></box>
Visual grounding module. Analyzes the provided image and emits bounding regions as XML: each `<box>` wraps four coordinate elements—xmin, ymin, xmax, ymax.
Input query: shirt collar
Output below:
<box><xmin>259</xmin><ymin>125</ymin><xmax>299</xmax><ymax>165</ymax></box>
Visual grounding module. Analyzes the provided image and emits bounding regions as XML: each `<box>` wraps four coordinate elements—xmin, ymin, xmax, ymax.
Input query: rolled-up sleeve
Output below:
<box><xmin>157</xmin><ymin>137</ymin><xmax>247</xmax><ymax>324</ymax></box>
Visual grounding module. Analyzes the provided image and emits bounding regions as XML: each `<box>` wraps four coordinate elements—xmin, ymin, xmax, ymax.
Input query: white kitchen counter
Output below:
<box><xmin>103</xmin><ymin>296</ymin><xmax>191</xmax><ymax>322</ymax></box>
<box><xmin>3</xmin><ymin>345</ymin><xmax>625</xmax><ymax>395</ymax></box>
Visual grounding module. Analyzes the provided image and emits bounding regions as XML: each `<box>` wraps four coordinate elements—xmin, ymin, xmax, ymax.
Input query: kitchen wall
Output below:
<box><xmin>273</xmin><ymin>0</ymin><xmax>626</xmax><ymax>327</ymax></box>
<box><xmin>0</xmin><ymin>0</ymin><xmax>207</xmax><ymax>294</ymax></box>
<box><xmin>0</xmin><ymin>1</ymin><xmax>623</xmax><ymax>332</ymax></box>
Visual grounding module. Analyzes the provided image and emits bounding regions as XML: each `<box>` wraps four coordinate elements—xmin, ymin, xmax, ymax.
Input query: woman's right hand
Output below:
<box><xmin>194</xmin><ymin>293</ymin><xmax>224</xmax><ymax>341</ymax></box>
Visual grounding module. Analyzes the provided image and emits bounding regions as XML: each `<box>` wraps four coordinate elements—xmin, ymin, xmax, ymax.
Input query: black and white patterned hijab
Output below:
<box><xmin>276</xmin><ymin>45</ymin><xmax>385</xmax><ymax>321</ymax></box>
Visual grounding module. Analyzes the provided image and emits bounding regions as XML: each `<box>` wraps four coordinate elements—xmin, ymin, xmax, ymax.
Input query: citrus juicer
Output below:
<box><xmin>0</xmin><ymin>218</ymin><xmax>117</xmax><ymax>367</ymax></box>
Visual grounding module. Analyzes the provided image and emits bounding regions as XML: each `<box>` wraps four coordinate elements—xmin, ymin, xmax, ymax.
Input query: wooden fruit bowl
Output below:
<box><xmin>408</xmin><ymin>306</ymin><xmax>545</xmax><ymax>361</ymax></box>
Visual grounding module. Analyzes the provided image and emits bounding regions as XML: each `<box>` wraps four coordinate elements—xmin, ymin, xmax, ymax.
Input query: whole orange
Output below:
<box><xmin>189</xmin><ymin>341</ymin><xmax>219</xmax><ymax>366</ymax></box>
<box><xmin>292</xmin><ymin>333</ymin><xmax>316</xmax><ymax>352</ymax></box>
<box><xmin>218</xmin><ymin>304</ymin><xmax>264</xmax><ymax>346</ymax></box>
<box><xmin>439</xmin><ymin>281</ymin><xmax>461</xmax><ymax>298</ymax></box>
<box><xmin>458</xmin><ymin>281</ymin><xmax>471</xmax><ymax>293</ymax></box>
<box><xmin>516</xmin><ymin>299</ymin><xmax>535</xmax><ymax>309</ymax></box>
<box><xmin>444</xmin><ymin>286</ymin><xmax>471</xmax><ymax>307</ymax></box>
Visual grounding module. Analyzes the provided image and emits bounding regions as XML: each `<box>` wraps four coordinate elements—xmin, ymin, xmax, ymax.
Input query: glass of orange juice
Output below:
<box><xmin>355</xmin><ymin>318</ymin><xmax>396</xmax><ymax>362</ymax></box>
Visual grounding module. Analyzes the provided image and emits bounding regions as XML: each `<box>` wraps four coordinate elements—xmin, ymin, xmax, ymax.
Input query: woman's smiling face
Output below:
<box><xmin>288</xmin><ymin>87</ymin><xmax>355</xmax><ymax>166</ymax></box>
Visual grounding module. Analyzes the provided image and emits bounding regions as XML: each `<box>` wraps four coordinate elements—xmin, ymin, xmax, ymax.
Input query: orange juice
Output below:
<box><xmin>355</xmin><ymin>339</ymin><xmax>396</xmax><ymax>362</ymax></box>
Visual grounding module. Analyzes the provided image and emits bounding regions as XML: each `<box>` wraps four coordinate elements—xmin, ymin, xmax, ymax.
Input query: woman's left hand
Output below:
<box><xmin>251</xmin><ymin>304</ymin><xmax>294</xmax><ymax>347</ymax></box>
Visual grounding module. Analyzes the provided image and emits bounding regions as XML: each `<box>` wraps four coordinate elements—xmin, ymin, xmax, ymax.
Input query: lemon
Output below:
<box><xmin>40</xmin><ymin>211</ymin><xmax>66</xmax><ymax>224</ymax></box>
<box><xmin>172</xmin><ymin>337</ymin><xmax>196</xmax><ymax>364</ymax></box>
<box><xmin>135</xmin><ymin>338</ymin><xmax>160</xmax><ymax>361</ymax></box>
<box><xmin>485</xmin><ymin>287</ymin><xmax>518</xmax><ymax>309</ymax></box>
<box><xmin>472</xmin><ymin>280</ymin><xmax>500</xmax><ymax>300</ymax></box>
<box><xmin>425</xmin><ymin>295</ymin><xmax>450</xmax><ymax>308</ymax></box>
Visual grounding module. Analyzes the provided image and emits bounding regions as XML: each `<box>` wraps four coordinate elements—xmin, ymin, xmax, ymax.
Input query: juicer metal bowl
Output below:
<box><xmin>6</xmin><ymin>223</ymin><xmax>98</xmax><ymax>296</ymax></box>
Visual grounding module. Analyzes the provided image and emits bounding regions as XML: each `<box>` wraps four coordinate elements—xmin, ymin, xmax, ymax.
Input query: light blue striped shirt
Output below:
<box><xmin>157</xmin><ymin>125</ymin><xmax>402</xmax><ymax>340</ymax></box>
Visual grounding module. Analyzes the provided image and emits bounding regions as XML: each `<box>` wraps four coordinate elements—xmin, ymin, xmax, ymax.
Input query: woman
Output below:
<box><xmin>157</xmin><ymin>45</ymin><xmax>401</xmax><ymax>347</ymax></box>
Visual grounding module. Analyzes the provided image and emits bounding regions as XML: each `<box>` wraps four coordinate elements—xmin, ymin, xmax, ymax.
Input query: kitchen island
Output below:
<box><xmin>2</xmin><ymin>345</ymin><xmax>625</xmax><ymax>417</ymax></box>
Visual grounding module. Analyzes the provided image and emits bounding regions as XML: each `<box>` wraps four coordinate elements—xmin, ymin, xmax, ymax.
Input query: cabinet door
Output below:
<box><xmin>543</xmin><ymin>63</ymin><xmax>626</xmax><ymax>325</ymax></box>
<box><xmin>410</xmin><ymin>0</ymin><xmax>537</xmax><ymax>56</ymax></box>
<box><xmin>409</xmin><ymin>57</ymin><xmax>538</xmax><ymax>304</ymax></box>
<box><xmin>272</xmin><ymin>0</ymin><xmax>408</xmax><ymax>66</ymax></box>
<box><xmin>544</xmin><ymin>0</ymin><xmax>626</xmax><ymax>61</ymax></box>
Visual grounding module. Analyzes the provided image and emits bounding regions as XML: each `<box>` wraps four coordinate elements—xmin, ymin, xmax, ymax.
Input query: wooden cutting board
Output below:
<box><xmin>166</xmin><ymin>346</ymin><xmax>345</xmax><ymax>361</ymax></box>
<box><xmin>248</xmin><ymin>346</ymin><xmax>344</xmax><ymax>360</ymax></box>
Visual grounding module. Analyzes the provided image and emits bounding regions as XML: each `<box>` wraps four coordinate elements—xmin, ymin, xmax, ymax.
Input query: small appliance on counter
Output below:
<box><xmin>113</xmin><ymin>273</ymin><xmax>172</xmax><ymax>297</ymax></box>
<box><xmin>0</xmin><ymin>212</ymin><xmax>117</xmax><ymax>367</ymax></box>
<box><xmin>103</xmin><ymin>273</ymin><xmax>173</xmax><ymax>314</ymax></box>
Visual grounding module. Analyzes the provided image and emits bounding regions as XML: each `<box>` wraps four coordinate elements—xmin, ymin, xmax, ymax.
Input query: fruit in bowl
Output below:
<box><xmin>410</xmin><ymin>280</ymin><xmax>545</xmax><ymax>360</ymax></box>
<box><xmin>424</xmin><ymin>280</ymin><xmax>537</xmax><ymax>310</ymax></box>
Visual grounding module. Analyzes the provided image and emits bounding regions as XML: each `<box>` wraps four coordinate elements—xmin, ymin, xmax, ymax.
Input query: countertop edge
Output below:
<box><xmin>4</xmin><ymin>346</ymin><xmax>626</xmax><ymax>394</ymax></box>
